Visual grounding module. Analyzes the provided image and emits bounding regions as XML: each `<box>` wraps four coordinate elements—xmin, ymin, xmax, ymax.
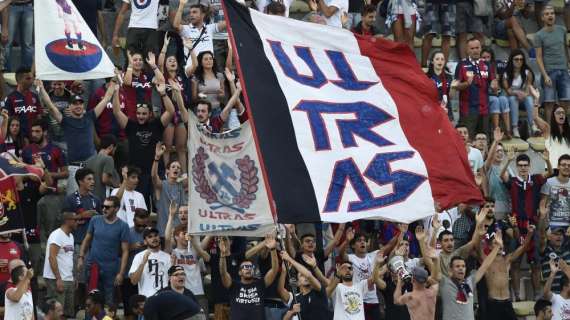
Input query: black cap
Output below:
<box><xmin>142</xmin><ymin>227</ymin><xmax>159</xmax><ymax>238</ymax></box>
<box><xmin>69</xmin><ymin>95</ymin><xmax>84</xmax><ymax>104</ymax></box>
<box><xmin>550</xmin><ymin>226</ymin><xmax>566</xmax><ymax>234</ymax></box>
<box><xmin>168</xmin><ymin>265</ymin><xmax>184</xmax><ymax>276</ymax></box>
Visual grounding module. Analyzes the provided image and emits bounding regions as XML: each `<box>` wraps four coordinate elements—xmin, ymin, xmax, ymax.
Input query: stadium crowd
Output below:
<box><xmin>0</xmin><ymin>0</ymin><xmax>567</xmax><ymax>319</ymax></box>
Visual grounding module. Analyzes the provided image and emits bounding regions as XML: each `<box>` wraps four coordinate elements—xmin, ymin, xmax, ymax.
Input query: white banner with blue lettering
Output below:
<box><xmin>187</xmin><ymin>115</ymin><xmax>275</xmax><ymax>236</ymax></box>
<box><xmin>34</xmin><ymin>0</ymin><xmax>115</xmax><ymax>80</ymax></box>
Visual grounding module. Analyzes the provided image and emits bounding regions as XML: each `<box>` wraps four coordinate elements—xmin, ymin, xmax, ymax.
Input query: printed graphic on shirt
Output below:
<box><xmin>147</xmin><ymin>258</ymin><xmax>167</xmax><ymax>290</ymax></box>
<box><xmin>235</xmin><ymin>286</ymin><xmax>261</xmax><ymax>305</ymax></box>
<box><xmin>549</xmin><ymin>186</ymin><xmax>570</xmax><ymax>221</ymax></box>
<box><xmin>344</xmin><ymin>291</ymin><xmax>362</xmax><ymax>314</ymax></box>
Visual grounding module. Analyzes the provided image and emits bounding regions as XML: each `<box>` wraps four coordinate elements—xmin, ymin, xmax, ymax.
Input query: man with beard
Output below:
<box><xmin>78</xmin><ymin>196</ymin><xmax>129</xmax><ymax>305</ymax></box>
<box><xmin>502</xmin><ymin>152</ymin><xmax>551</xmax><ymax>299</ymax></box>
<box><xmin>22</xmin><ymin>120</ymin><xmax>68</xmax><ymax>241</ymax></box>
<box><xmin>441</xmin><ymin>236</ymin><xmax>502</xmax><ymax>320</ymax></box>
<box><xmin>327</xmin><ymin>252</ymin><xmax>387</xmax><ymax>320</ymax></box>
<box><xmin>152</xmin><ymin>142</ymin><xmax>186</xmax><ymax>237</ymax></box>
<box><xmin>194</xmin><ymin>86</ymin><xmax>245</xmax><ymax>133</ymax></box>
<box><xmin>113</xmin><ymin>83</ymin><xmax>175</xmax><ymax>205</ymax></box>
<box><xmin>541</xmin><ymin>154</ymin><xmax>570</xmax><ymax>230</ymax></box>
<box><xmin>220</xmin><ymin>233</ymin><xmax>279</xmax><ymax>320</ymax></box>
<box><xmin>129</xmin><ymin>227</ymin><xmax>171</xmax><ymax>297</ymax></box>
<box><xmin>42</xmin><ymin>212</ymin><xmax>78</xmax><ymax>318</ymax></box>
<box><xmin>277</xmin><ymin>251</ymin><xmax>333</xmax><ymax>320</ymax></box>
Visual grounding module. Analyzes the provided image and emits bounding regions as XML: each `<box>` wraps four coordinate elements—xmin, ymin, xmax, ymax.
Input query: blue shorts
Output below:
<box><xmin>542</xmin><ymin>69</ymin><xmax>570</xmax><ymax>102</ymax></box>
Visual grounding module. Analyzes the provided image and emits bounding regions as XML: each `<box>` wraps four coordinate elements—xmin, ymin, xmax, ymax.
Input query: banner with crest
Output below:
<box><xmin>188</xmin><ymin>115</ymin><xmax>275</xmax><ymax>236</ymax></box>
<box><xmin>0</xmin><ymin>177</ymin><xmax>24</xmax><ymax>234</ymax></box>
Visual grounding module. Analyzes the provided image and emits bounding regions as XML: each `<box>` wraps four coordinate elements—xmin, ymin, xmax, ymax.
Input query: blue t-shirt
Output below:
<box><xmin>87</xmin><ymin>215</ymin><xmax>129</xmax><ymax>265</ymax></box>
<box><xmin>125</xmin><ymin>227</ymin><xmax>145</xmax><ymax>277</ymax></box>
<box><xmin>63</xmin><ymin>191</ymin><xmax>101</xmax><ymax>244</ymax></box>
<box><xmin>62</xmin><ymin>110</ymin><xmax>97</xmax><ymax>163</ymax></box>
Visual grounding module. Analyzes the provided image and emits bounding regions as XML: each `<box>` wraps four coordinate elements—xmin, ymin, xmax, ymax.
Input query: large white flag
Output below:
<box><xmin>34</xmin><ymin>0</ymin><xmax>115</xmax><ymax>80</ymax></box>
<box><xmin>188</xmin><ymin>115</ymin><xmax>275</xmax><ymax>236</ymax></box>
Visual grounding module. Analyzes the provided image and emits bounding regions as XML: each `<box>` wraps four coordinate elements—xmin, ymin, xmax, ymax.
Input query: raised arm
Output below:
<box><xmin>112</xmin><ymin>86</ymin><xmax>129</xmax><ymax>129</ymax></box>
<box><xmin>158</xmin><ymin>34</ymin><xmax>170</xmax><ymax>74</ymax></box>
<box><xmin>191</xmin><ymin>236</ymin><xmax>210</xmax><ymax>262</ymax></box>
<box><xmin>544</xmin><ymin>258</ymin><xmax>559</xmax><ymax>300</ymax></box>
<box><xmin>245</xmin><ymin>238</ymin><xmax>267</xmax><ymax>259</ymax></box>
<box><xmin>281</xmin><ymin>251</ymin><xmax>321</xmax><ymax>291</ymax></box>
<box><xmin>173</xmin><ymin>0</ymin><xmax>188</xmax><ymax>33</ymax></box>
<box><xmin>326</xmin><ymin>265</ymin><xmax>340</xmax><ymax>297</ymax></box>
<box><xmin>370</xmin><ymin>252</ymin><xmax>387</xmax><ymax>290</ymax></box>
<box><xmin>163</xmin><ymin>201</ymin><xmax>178</xmax><ymax>253</ymax></box>
<box><xmin>130</xmin><ymin>250</ymin><xmax>151</xmax><ymax>285</ymax></box>
<box><xmin>219</xmin><ymin>237</ymin><xmax>233</xmax><ymax>288</ymax></box>
<box><xmin>509</xmin><ymin>225</ymin><xmax>536</xmax><ymax>262</ymax></box>
<box><xmin>183</xmin><ymin>37</ymin><xmax>198</xmax><ymax>77</ymax></box>
<box><xmin>124</xmin><ymin>52</ymin><xmax>134</xmax><ymax>86</ymax></box>
<box><xmin>394</xmin><ymin>277</ymin><xmax>411</xmax><ymax>305</ymax></box>
<box><xmin>36</xmin><ymin>80</ymin><xmax>62</xmax><ymax>123</ymax></box>
<box><xmin>93</xmin><ymin>81</ymin><xmax>117</xmax><ymax>118</ymax></box>
<box><xmin>218</xmin><ymin>85</ymin><xmax>242</xmax><ymax>124</ymax></box>
<box><xmin>500</xmin><ymin>148</ymin><xmax>516</xmax><ymax>183</ymax></box>
<box><xmin>485</xmin><ymin>128</ymin><xmax>504</xmax><ymax>172</ymax></box>
<box><xmin>324</xmin><ymin>223</ymin><xmax>345</xmax><ymax>258</ymax></box>
<box><xmin>302</xmin><ymin>254</ymin><xmax>329</xmax><ymax>285</ymax></box>
<box><xmin>147</xmin><ymin>52</ymin><xmax>165</xmax><ymax>85</ymax></box>
<box><xmin>152</xmin><ymin>142</ymin><xmax>165</xmax><ymax>192</ymax></box>
<box><xmin>542</xmin><ymin>149</ymin><xmax>553</xmax><ymax>178</ymax></box>
<box><xmin>277</xmin><ymin>262</ymin><xmax>291</xmax><ymax>303</ymax></box>
<box><xmin>338</xmin><ymin>227</ymin><xmax>355</xmax><ymax>262</ymax></box>
<box><xmin>263</xmin><ymin>233</ymin><xmax>279</xmax><ymax>287</ymax></box>
<box><xmin>169</xmin><ymin>79</ymin><xmax>188</xmax><ymax>124</ymax></box>
<box><xmin>5</xmin><ymin>268</ymin><xmax>33</xmax><ymax>303</ymax></box>
<box><xmin>114</xmin><ymin>167</ymin><xmax>128</xmax><ymax>203</ymax></box>
<box><xmin>112</xmin><ymin>2</ymin><xmax>130</xmax><ymax>48</ymax></box>
<box><xmin>533</xmin><ymin>102</ymin><xmax>550</xmax><ymax>138</ymax></box>
<box><xmin>474</xmin><ymin>234</ymin><xmax>501</xmax><ymax>283</ymax></box>
<box><xmin>157</xmin><ymin>83</ymin><xmax>175</xmax><ymax>126</ymax></box>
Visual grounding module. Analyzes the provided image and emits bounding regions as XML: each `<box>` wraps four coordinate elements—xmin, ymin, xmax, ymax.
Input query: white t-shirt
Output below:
<box><xmin>256</xmin><ymin>0</ymin><xmax>294</xmax><ymax>16</ymax></box>
<box><xmin>125</xmin><ymin>0</ymin><xmax>160</xmax><ymax>29</ymax></box>
<box><xmin>43</xmin><ymin>228</ymin><xmax>75</xmax><ymax>281</ymax></box>
<box><xmin>4</xmin><ymin>288</ymin><xmax>33</xmax><ymax>320</ymax></box>
<box><xmin>172</xmin><ymin>246</ymin><xmax>204</xmax><ymax>295</ymax></box>
<box><xmin>468</xmin><ymin>147</ymin><xmax>484</xmax><ymax>174</ymax></box>
<box><xmin>180</xmin><ymin>23</ymin><xmax>218</xmax><ymax>69</ymax></box>
<box><xmin>111</xmin><ymin>188</ymin><xmax>147</xmax><ymax>228</ymax></box>
<box><xmin>348</xmin><ymin>251</ymin><xmax>378</xmax><ymax>304</ymax></box>
<box><xmin>550</xmin><ymin>293</ymin><xmax>570</xmax><ymax>320</ymax></box>
<box><xmin>333</xmin><ymin>279</ymin><xmax>371</xmax><ymax>320</ymax></box>
<box><xmin>129</xmin><ymin>250</ymin><xmax>172</xmax><ymax>297</ymax></box>
<box><xmin>324</xmin><ymin>0</ymin><xmax>348</xmax><ymax>28</ymax></box>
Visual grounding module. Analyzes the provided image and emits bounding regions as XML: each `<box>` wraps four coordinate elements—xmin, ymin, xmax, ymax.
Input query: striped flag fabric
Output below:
<box><xmin>223</xmin><ymin>0</ymin><xmax>482</xmax><ymax>224</ymax></box>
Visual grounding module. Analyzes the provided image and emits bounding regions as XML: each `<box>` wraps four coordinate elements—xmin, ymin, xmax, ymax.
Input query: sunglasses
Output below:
<box><xmin>102</xmin><ymin>205</ymin><xmax>114</xmax><ymax>210</ymax></box>
<box><xmin>241</xmin><ymin>264</ymin><xmax>255</xmax><ymax>270</ymax></box>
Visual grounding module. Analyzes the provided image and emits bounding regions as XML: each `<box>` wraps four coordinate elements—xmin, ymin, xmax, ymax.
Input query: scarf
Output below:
<box><xmin>451</xmin><ymin>277</ymin><xmax>472</xmax><ymax>304</ymax></box>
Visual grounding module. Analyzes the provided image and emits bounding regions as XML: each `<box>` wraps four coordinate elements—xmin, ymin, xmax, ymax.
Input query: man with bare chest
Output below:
<box><xmin>483</xmin><ymin>225</ymin><xmax>535</xmax><ymax>320</ymax></box>
<box><xmin>395</xmin><ymin>266</ymin><xmax>438</xmax><ymax>320</ymax></box>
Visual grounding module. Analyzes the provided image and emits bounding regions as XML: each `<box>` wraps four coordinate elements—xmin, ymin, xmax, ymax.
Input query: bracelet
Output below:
<box><xmin>154</xmin><ymin>158</ymin><xmax>160</xmax><ymax>162</ymax></box>
<box><xmin>160</xmin><ymin>94</ymin><xmax>166</xmax><ymax>98</ymax></box>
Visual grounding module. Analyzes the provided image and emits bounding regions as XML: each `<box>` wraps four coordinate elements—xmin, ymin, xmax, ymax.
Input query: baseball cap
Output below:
<box><xmin>69</xmin><ymin>95</ymin><xmax>84</xmax><ymax>104</ymax></box>
<box><xmin>550</xmin><ymin>226</ymin><xmax>566</xmax><ymax>234</ymax></box>
<box><xmin>142</xmin><ymin>227</ymin><xmax>159</xmax><ymax>238</ymax></box>
<box><xmin>412</xmin><ymin>267</ymin><xmax>428</xmax><ymax>283</ymax></box>
<box><xmin>168</xmin><ymin>265</ymin><xmax>185</xmax><ymax>276</ymax></box>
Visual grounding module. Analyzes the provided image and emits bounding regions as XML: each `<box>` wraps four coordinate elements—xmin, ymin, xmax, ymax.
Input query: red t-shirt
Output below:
<box><xmin>122</xmin><ymin>72</ymin><xmax>154</xmax><ymax>120</ymax></box>
<box><xmin>88</xmin><ymin>85</ymin><xmax>127</xmax><ymax>139</ymax></box>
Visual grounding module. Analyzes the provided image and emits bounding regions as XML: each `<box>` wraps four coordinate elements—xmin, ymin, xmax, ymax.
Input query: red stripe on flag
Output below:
<box><xmin>355</xmin><ymin>36</ymin><xmax>483</xmax><ymax>208</ymax></box>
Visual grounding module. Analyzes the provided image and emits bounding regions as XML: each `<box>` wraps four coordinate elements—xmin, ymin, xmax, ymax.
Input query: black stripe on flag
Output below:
<box><xmin>223</xmin><ymin>0</ymin><xmax>321</xmax><ymax>223</ymax></box>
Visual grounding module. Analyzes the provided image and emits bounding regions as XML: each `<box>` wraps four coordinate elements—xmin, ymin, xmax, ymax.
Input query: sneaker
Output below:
<box><xmin>513</xmin><ymin>127</ymin><xmax>520</xmax><ymax>138</ymax></box>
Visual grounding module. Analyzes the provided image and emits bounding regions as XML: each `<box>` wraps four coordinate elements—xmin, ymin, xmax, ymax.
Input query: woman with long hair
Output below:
<box><xmin>192</xmin><ymin>51</ymin><xmax>225</xmax><ymax>112</ymax></box>
<box><xmin>503</xmin><ymin>49</ymin><xmax>536</xmax><ymax>138</ymax></box>
<box><xmin>158</xmin><ymin>34</ymin><xmax>192</xmax><ymax>172</ymax></box>
<box><xmin>482</xmin><ymin>47</ymin><xmax>511</xmax><ymax>138</ymax></box>
<box><xmin>534</xmin><ymin>103</ymin><xmax>570</xmax><ymax>170</ymax></box>
<box><xmin>0</xmin><ymin>115</ymin><xmax>28</xmax><ymax>158</ymax></box>
<box><xmin>425</xmin><ymin>51</ymin><xmax>456</xmax><ymax>121</ymax></box>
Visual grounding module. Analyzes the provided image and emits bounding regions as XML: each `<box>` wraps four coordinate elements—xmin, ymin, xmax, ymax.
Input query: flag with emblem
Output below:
<box><xmin>187</xmin><ymin>114</ymin><xmax>275</xmax><ymax>236</ymax></box>
<box><xmin>0</xmin><ymin>177</ymin><xmax>24</xmax><ymax>234</ymax></box>
<box><xmin>34</xmin><ymin>0</ymin><xmax>115</xmax><ymax>80</ymax></box>
<box><xmin>222</xmin><ymin>0</ymin><xmax>483</xmax><ymax>224</ymax></box>
<box><xmin>0</xmin><ymin>153</ymin><xmax>44</xmax><ymax>180</ymax></box>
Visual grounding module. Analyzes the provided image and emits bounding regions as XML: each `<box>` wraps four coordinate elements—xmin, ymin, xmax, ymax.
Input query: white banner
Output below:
<box><xmin>34</xmin><ymin>0</ymin><xmax>115</xmax><ymax>80</ymax></box>
<box><xmin>188</xmin><ymin>115</ymin><xmax>275</xmax><ymax>236</ymax></box>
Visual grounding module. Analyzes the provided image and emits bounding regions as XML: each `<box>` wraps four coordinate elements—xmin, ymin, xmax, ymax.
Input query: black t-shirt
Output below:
<box><xmin>125</xmin><ymin>119</ymin><xmax>164</xmax><ymax>172</ymax></box>
<box><xmin>382</xmin><ymin>275</ymin><xmax>411</xmax><ymax>320</ymax></box>
<box><xmin>209</xmin><ymin>252</ymin><xmax>245</xmax><ymax>304</ymax></box>
<box><xmin>229</xmin><ymin>278</ymin><xmax>266</xmax><ymax>320</ymax></box>
<box><xmin>295</xmin><ymin>286</ymin><xmax>332</xmax><ymax>320</ymax></box>
<box><xmin>18</xmin><ymin>181</ymin><xmax>41</xmax><ymax>244</ymax></box>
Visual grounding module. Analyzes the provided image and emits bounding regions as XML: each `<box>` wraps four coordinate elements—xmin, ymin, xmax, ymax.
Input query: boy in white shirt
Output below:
<box><xmin>129</xmin><ymin>227</ymin><xmax>171</xmax><ymax>297</ymax></box>
<box><xmin>112</xmin><ymin>166</ymin><xmax>147</xmax><ymax>228</ymax></box>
